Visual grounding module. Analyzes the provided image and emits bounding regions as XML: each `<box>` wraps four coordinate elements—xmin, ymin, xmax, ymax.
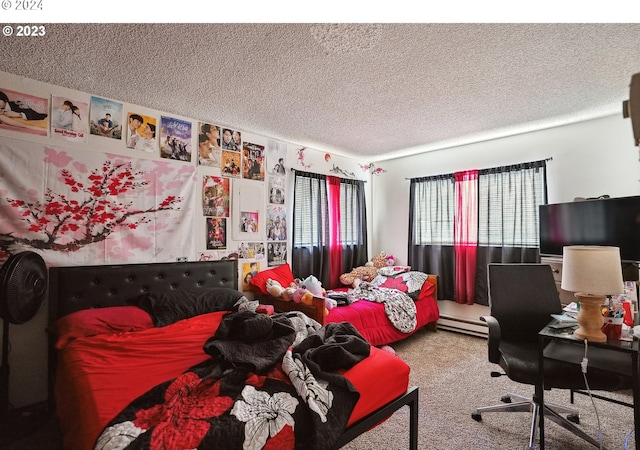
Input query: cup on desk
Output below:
<box><xmin>602</xmin><ymin>316</ymin><xmax>624</xmax><ymax>340</ymax></box>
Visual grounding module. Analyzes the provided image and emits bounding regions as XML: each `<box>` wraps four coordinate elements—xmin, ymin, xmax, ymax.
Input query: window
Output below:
<box><xmin>292</xmin><ymin>171</ymin><xmax>367</xmax><ymax>287</ymax></box>
<box><xmin>410</xmin><ymin>174</ymin><xmax>455</xmax><ymax>245</ymax></box>
<box><xmin>292</xmin><ymin>173</ymin><xmax>327</xmax><ymax>247</ymax></box>
<box><xmin>409</xmin><ymin>159</ymin><xmax>548</xmax><ymax>304</ymax></box>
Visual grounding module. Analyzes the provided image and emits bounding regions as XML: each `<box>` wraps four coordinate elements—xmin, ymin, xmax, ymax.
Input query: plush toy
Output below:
<box><xmin>385</xmin><ymin>254</ymin><xmax>395</xmax><ymax>266</ymax></box>
<box><xmin>339</xmin><ymin>252</ymin><xmax>389</xmax><ymax>287</ymax></box>
<box><xmin>281</xmin><ymin>286</ymin><xmax>297</xmax><ymax>302</ymax></box>
<box><xmin>300</xmin><ymin>275</ymin><xmax>325</xmax><ymax>297</ymax></box>
<box><xmin>292</xmin><ymin>287</ymin><xmax>310</xmax><ymax>304</ymax></box>
<box><xmin>266</xmin><ymin>278</ymin><xmax>285</xmax><ymax>298</ymax></box>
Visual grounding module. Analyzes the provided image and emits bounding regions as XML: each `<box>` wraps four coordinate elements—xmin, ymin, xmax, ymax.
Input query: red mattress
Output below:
<box><xmin>54</xmin><ymin>311</ymin><xmax>410</xmax><ymax>450</ymax></box>
<box><xmin>326</xmin><ymin>278</ymin><xmax>439</xmax><ymax>346</ymax></box>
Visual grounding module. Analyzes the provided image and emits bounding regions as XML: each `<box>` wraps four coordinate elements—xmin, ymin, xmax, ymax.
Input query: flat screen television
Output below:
<box><xmin>539</xmin><ymin>195</ymin><xmax>640</xmax><ymax>263</ymax></box>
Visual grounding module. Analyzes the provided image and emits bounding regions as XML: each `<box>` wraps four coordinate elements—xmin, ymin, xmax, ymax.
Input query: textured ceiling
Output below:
<box><xmin>2</xmin><ymin>23</ymin><xmax>640</xmax><ymax>161</ymax></box>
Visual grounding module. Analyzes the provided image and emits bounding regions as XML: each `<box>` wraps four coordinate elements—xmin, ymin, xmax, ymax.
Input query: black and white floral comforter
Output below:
<box><xmin>94</xmin><ymin>310</ymin><xmax>369</xmax><ymax>450</ymax></box>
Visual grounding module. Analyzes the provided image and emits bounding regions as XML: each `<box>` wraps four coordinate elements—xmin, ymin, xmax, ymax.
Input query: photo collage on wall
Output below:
<box><xmin>0</xmin><ymin>77</ymin><xmax>300</xmax><ymax>284</ymax></box>
<box><xmin>266</xmin><ymin>139</ymin><xmax>288</xmax><ymax>267</ymax></box>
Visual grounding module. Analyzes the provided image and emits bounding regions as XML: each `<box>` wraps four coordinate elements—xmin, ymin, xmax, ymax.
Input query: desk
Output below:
<box><xmin>538</xmin><ymin>322</ymin><xmax>639</xmax><ymax>450</ymax></box>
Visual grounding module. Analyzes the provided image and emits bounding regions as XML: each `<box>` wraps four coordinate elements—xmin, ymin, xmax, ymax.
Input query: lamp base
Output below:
<box><xmin>573</xmin><ymin>294</ymin><xmax>607</xmax><ymax>343</ymax></box>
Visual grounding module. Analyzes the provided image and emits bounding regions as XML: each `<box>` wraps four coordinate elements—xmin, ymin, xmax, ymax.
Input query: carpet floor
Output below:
<box><xmin>1</xmin><ymin>328</ymin><xmax>636</xmax><ymax>450</ymax></box>
<box><xmin>342</xmin><ymin>327</ymin><xmax>636</xmax><ymax>450</ymax></box>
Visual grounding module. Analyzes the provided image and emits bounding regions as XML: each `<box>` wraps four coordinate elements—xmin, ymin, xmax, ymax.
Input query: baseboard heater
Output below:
<box><xmin>437</xmin><ymin>314</ymin><xmax>488</xmax><ymax>337</ymax></box>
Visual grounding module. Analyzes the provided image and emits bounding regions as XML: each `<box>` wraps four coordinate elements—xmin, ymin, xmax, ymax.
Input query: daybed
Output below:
<box><xmin>47</xmin><ymin>259</ymin><xmax>419</xmax><ymax>450</ymax></box>
<box><xmin>250</xmin><ymin>263</ymin><xmax>440</xmax><ymax>347</ymax></box>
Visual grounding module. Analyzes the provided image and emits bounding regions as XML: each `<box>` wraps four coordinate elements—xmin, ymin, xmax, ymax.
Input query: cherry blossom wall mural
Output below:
<box><xmin>0</xmin><ymin>137</ymin><xmax>196</xmax><ymax>265</ymax></box>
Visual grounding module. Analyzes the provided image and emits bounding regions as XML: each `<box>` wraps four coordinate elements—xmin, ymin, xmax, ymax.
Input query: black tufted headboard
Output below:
<box><xmin>48</xmin><ymin>259</ymin><xmax>238</xmax><ymax>321</ymax></box>
<box><xmin>47</xmin><ymin>259</ymin><xmax>238</xmax><ymax>408</ymax></box>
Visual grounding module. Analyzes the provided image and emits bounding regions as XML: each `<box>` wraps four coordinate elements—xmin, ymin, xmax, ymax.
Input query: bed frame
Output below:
<box><xmin>47</xmin><ymin>260</ymin><xmax>419</xmax><ymax>449</ymax></box>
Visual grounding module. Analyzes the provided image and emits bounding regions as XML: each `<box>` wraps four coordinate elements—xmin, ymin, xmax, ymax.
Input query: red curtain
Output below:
<box><xmin>454</xmin><ymin>170</ymin><xmax>478</xmax><ymax>304</ymax></box>
<box><xmin>327</xmin><ymin>175</ymin><xmax>342</xmax><ymax>288</ymax></box>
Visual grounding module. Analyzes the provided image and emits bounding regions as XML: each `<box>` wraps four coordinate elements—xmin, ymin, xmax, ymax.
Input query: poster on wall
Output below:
<box><xmin>126</xmin><ymin>112</ymin><xmax>157</xmax><ymax>154</ymax></box>
<box><xmin>89</xmin><ymin>96</ymin><xmax>122</xmax><ymax>139</ymax></box>
<box><xmin>268</xmin><ymin>176</ymin><xmax>285</xmax><ymax>204</ymax></box>
<box><xmin>221</xmin><ymin>149</ymin><xmax>241</xmax><ymax>177</ymax></box>
<box><xmin>199</xmin><ymin>250</ymin><xmax>238</xmax><ymax>261</ymax></box>
<box><xmin>232</xmin><ymin>180</ymin><xmax>263</xmax><ymax>240</ymax></box>
<box><xmin>267</xmin><ymin>242</ymin><xmax>287</xmax><ymax>267</ymax></box>
<box><xmin>206</xmin><ymin>217</ymin><xmax>227</xmax><ymax>250</ymax></box>
<box><xmin>159</xmin><ymin>116</ymin><xmax>192</xmax><ymax>162</ymax></box>
<box><xmin>267</xmin><ymin>139</ymin><xmax>287</xmax><ymax>176</ymax></box>
<box><xmin>0</xmin><ymin>136</ymin><xmax>196</xmax><ymax>265</ymax></box>
<box><xmin>197</xmin><ymin>122</ymin><xmax>221</xmax><ymax>167</ymax></box>
<box><xmin>242</xmin><ymin>142</ymin><xmax>265</xmax><ymax>181</ymax></box>
<box><xmin>0</xmin><ymin>87</ymin><xmax>48</xmax><ymax>137</ymax></box>
<box><xmin>221</xmin><ymin>127</ymin><xmax>241</xmax><ymax>151</ymax></box>
<box><xmin>238</xmin><ymin>242</ymin><xmax>265</xmax><ymax>259</ymax></box>
<box><xmin>239</xmin><ymin>211</ymin><xmax>259</xmax><ymax>233</ymax></box>
<box><xmin>51</xmin><ymin>95</ymin><xmax>88</xmax><ymax>142</ymax></box>
<box><xmin>242</xmin><ymin>261</ymin><xmax>260</xmax><ymax>290</ymax></box>
<box><xmin>202</xmin><ymin>176</ymin><xmax>230</xmax><ymax>217</ymax></box>
<box><xmin>266</xmin><ymin>205</ymin><xmax>286</xmax><ymax>241</ymax></box>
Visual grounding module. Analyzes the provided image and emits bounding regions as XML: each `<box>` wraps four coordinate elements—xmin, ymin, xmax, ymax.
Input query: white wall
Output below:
<box><xmin>371</xmin><ymin>114</ymin><xmax>640</xmax><ymax>267</ymax></box>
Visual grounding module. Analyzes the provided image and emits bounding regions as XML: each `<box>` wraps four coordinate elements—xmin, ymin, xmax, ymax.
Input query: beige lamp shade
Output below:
<box><xmin>561</xmin><ymin>246</ymin><xmax>624</xmax><ymax>295</ymax></box>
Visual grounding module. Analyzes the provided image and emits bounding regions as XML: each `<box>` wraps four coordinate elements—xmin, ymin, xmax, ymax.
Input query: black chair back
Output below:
<box><xmin>488</xmin><ymin>264</ymin><xmax>563</xmax><ymax>342</ymax></box>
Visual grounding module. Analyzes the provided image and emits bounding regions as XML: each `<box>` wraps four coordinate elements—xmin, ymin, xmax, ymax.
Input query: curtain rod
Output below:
<box><xmin>290</xmin><ymin>167</ymin><xmax>367</xmax><ymax>182</ymax></box>
<box><xmin>404</xmin><ymin>157</ymin><xmax>553</xmax><ymax>180</ymax></box>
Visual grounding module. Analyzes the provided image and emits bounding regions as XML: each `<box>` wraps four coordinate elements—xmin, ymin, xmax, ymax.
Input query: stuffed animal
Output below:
<box><xmin>300</xmin><ymin>275</ymin><xmax>325</xmax><ymax>297</ymax></box>
<box><xmin>266</xmin><ymin>278</ymin><xmax>285</xmax><ymax>297</ymax></box>
<box><xmin>267</xmin><ymin>274</ymin><xmax>335</xmax><ymax>314</ymax></box>
<box><xmin>385</xmin><ymin>254</ymin><xmax>395</xmax><ymax>266</ymax></box>
<box><xmin>339</xmin><ymin>252</ymin><xmax>388</xmax><ymax>287</ymax></box>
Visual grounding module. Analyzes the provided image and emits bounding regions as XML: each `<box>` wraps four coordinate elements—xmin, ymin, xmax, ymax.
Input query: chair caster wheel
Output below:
<box><xmin>500</xmin><ymin>395</ymin><xmax>512</xmax><ymax>403</ymax></box>
<box><xmin>567</xmin><ymin>413</ymin><xmax>580</xmax><ymax>424</ymax></box>
<box><xmin>471</xmin><ymin>412</ymin><xmax>482</xmax><ymax>422</ymax></box>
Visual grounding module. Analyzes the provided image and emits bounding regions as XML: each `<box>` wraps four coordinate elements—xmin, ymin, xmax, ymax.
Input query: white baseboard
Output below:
<box><xmin>436</xmin><ymin>300</ymin><xmax>488</xmax><ymax>337</ymax></box>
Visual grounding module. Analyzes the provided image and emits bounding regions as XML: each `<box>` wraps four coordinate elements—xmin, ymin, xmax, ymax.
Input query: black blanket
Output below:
<box><xmin>94</xmin><ymin>311</ymin><xmax>369</xmax><ymax>450</ymax></box>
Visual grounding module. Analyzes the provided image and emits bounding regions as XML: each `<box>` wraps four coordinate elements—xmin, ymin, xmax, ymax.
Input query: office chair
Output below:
<box><xmin>471</xmin><ymin>263</ymin><xmax>632</xmax><ymax>450</ymax></box>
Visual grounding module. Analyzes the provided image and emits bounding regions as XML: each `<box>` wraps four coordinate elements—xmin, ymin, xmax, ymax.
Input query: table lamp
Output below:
<box><xmin>561</xmin><ymin>246</ymin><xmax>624</xmax><ymax>342</ymax></box>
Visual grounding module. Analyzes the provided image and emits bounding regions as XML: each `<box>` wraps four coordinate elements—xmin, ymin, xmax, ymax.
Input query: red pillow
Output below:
<box><xmin>249</xmin><ymin>263</ymin><xmax>295</xmax><ymax>295</ymax></box>
<box><xmin>418</xmin><ymin>278</ymin><xmax>436</xmax><ymax>300</ymax></box>
<box><xmin>48</xmin><ymin>306</ymin><xmax>154</xmax><ymax>350</ymax></box>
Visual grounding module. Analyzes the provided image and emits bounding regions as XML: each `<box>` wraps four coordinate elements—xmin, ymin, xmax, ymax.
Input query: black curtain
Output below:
<box><xmin>292</xmin><ymin>171</ymin><xmax>330</xmax><ymax>285</ymax></box>
<box><xmin>340</xmin><ymin>178</ymin><xmax>369</xmax><ymax>275</ymax></box>
<box><xmin>408</xmin><ymin>174</ymin><xmax>455</xmax><ymax>300</ymax></box>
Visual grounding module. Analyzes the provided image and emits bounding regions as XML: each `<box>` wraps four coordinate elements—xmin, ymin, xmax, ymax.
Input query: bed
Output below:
<box><xmin>250</xmin><ymin>263</ymin><xmax>440</xmax><ymax>347</ymax></box>
<box><xmin>47</xmin><ymin>260</ymin><xmax>419</xmax><ymax>450</ymax></box>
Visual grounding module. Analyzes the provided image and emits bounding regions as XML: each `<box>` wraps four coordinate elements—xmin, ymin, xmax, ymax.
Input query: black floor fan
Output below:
<box><xmin>0</xmin><ymin>251</ymin><xmax>48</xmax><ymax>421</ymax></box>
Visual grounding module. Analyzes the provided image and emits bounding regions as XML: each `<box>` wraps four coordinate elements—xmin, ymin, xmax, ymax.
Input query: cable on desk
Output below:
<box><xmin>581</xmin><ymin>339</ymin><xmax>604</xmax><ymax>450</ymax></box>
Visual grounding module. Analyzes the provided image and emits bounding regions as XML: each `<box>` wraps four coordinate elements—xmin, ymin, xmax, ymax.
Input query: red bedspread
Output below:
<box><xmin>55</xmin><ymin>311</ymin><xmax>410</xmax><ymax>450</ymax></box>
<box><xmin>326</xmin><ymin>278</ymin><xmax>439</xmax><ymax>346</ymax></box>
